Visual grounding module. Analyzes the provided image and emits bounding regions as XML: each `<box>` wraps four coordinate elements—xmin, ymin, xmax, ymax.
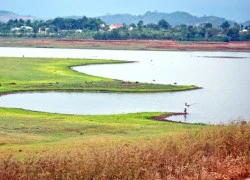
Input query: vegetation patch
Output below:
<box><xmin>0</xmin><ymin>57</ymin><xmax>198</xmax><ymax>94</ymax></box>
<box><xmin>0</xmin><ymin>108</ymin><xmax>249</xmax><ymax>179</ymax></box>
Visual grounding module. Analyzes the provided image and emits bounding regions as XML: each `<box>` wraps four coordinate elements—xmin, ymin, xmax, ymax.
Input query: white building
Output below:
<box><xmin>128</xmin><ymin>26</ymin><xmax>134</xmax><ymax>31</ymax></box>
<box><xmin>38</xmin><ymin>28</ymin><xmax>50</xmax><ymax>34</ymax></box>
<box><xmin>11</xmin><ymin>26</ymin><xmax>33</xmax><ymax>33</ymax></box>
<box><xmin>20</xmin><ymin>26</ymin><xmax>33</xmax><ymax>31</ymax></box>
<box><xmin>240</xmin><ymin>29</ymin><xmax>248</xmax><ymax>33</ymax></box>
<box><xmin>11</xmin><ymin>27</ymin><xmax>21</xmax><ymax>32</ymax></box>
<box><xmin>75</xmin><ymin>29</ymin><xmax>83</xmax><ymax>33</ymax></box>
<box><xmin>100</xmin><ymin>24</ymin><xmax>106</xmax><ymax>28</ymax></box>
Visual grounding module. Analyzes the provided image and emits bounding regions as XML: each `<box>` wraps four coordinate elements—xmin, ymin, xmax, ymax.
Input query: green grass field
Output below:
<box><xmin>0</xmin><ymin>108</ymin><xmax>205</xmax><ymax>152</ymax></box>
<box><xmin>0</xmin><ymin>56</ymin><xmax>249</xmax><ymax>179</ymax></box>
<box><xmin>0</xmin><ymin>57</ymin><xmax>198</xmax><ymax>94</ymax></box>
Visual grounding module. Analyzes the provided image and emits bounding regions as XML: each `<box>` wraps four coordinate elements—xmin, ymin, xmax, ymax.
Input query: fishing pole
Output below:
<box><xmin>185</xmin><ymin>103</ymin><xmax>197</xmax><ymax>107</ymax></box>
<box><xmin>189</xmin><ymin>103</ymin><xmax>197</xmax><ymax>106</ymax></box>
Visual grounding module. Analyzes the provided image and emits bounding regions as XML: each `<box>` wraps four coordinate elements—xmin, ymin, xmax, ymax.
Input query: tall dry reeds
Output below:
<box><xmin>0</xmin><ymin>121</ymin><xmax>249</xmax><ymax>179</ymax></box>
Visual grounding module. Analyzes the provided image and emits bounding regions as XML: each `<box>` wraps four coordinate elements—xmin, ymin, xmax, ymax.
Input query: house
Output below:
<box><xmin>20</xmin><ymin>26</ymin><xmax>33</xmax><ymax>31</ymax></box>
<box><xmin>75</xmin><ymin>29</ymin><xmax>83</xmax><ymax>33</ymax></box>
<box><xmin>11</xmin><ymin>27</ymin><xmax>21</xmax><ymax>32</ymax></box>
<box><xmin>128</xmin><ymin>26</ymin><xmax>134</xmax><ymax>31</ymax></box>
<box><xmin>109</xmin><ymin>24</ymin><xmax>123</xmax><ymax>31</ymax></box>
<box><xmin>38</xmin><ymin>28</ymin><xmax>50</xmax><ymax>34</ymax></box>
<box><xmin>100</xmin><ymin>23</ymin><xmax>106</xmax><ymax>28</ymax></box>
<box><xmin>11</xmin><ymin>26</ymin><xmax>33</xmax><ymax>32</ymax></box>
<box><xmin>240</xmin><ymin>29</ymin><xmax>248</xmax><ymax>33</ymax></box>
<box><xmin>11</xmin><ymin>26</ymin><xmax>33</xmax><ymax>34</ymax></box>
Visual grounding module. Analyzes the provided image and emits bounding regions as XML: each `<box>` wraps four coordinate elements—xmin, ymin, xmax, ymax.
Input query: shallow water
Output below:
<box><xmin>0</xmin><ymin>47</ymin><xmax>250</xmax><ymax>124</ymax></box>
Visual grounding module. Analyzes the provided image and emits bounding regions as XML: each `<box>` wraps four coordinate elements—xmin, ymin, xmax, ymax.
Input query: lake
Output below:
<box><xmin>0</xmin><ymin>47</ymin><xmax>250</xmax><ymax>124</ymax></box>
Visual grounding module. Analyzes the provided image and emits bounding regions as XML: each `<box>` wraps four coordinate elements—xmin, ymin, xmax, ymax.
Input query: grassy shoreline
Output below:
<box><xmin>0</xmin><ymin>107</ymin><xmax>207</xmax><ymax>156</ymax></box>
<box><xmin>0</xmin><ymin>57</ymin><xmax>199</xmax><ymax>95</ymax></box>
<box><xmin>0</xmin><ymin>107</ymin><xmax>205</xmax><ymax>145</ymax></box>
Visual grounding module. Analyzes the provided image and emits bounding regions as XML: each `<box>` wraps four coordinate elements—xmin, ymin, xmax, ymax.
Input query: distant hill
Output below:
<box><xmin>243</xmin><ymin>20</ymin><xmax>250</xmax><ymax>27</ymax></box>
<box><xmin>98</xmin><ymin>11</ymin><xmax>235</xmax><ymax>27</ymax></box>
<box><xmin>0</xmin><ymin>10</ymin><xmax>239</xmax><ymax>28</ymax></box>
<box><xmin>0</xmin><ymin>10</ymin><xmax>35</xmax><ymax>23</ymax></box>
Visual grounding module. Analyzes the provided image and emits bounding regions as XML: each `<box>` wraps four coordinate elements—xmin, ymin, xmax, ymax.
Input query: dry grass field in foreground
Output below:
<box><xmin>0</xmin><ymin>121</ymin><xmax>249</xmax><ymax>180</ymax></box>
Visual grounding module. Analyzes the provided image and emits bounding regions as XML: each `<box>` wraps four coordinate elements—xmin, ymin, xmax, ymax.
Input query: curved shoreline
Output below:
<box><xmin>0</xmin><ymin>57</ymin><xmax>200</xmax><ymax>95</ymax></box>
<box><xmin>0</xmin><ymin>86</ymin><xmax>201</xmax><ymax>97</ymax></box>
<box><xmin>0</xmin><ymin>106</ymin><xmax>195</xmax><ymax>125</ymax></box>
<box><xmin>151</xmin><ymin>113</ymin><xmax>189</xmax><ymax>124</ymax></box>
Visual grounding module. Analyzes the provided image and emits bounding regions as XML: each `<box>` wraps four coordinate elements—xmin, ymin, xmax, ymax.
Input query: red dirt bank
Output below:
<box><xmin>1</xmin><ymin>38</ymin><xmax>250</xmax><ymax>51</ymax></box>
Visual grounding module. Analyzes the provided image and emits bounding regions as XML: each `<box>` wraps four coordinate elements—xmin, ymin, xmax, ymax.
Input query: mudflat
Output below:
<box><xmin>1</xmin><ymin>38</ymin><xmax>250</xmax><ymax>51</ymax></box>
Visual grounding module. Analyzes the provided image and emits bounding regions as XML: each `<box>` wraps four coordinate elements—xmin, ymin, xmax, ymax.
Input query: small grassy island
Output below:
<box><xmin>0</xmin><ymin>57</ymin><xmax>249</xmax><ymax>179</ymax></box>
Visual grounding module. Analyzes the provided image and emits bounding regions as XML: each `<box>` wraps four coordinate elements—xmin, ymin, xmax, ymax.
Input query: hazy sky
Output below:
<box><xmin>1</xmin><ymin>0</ymin><xmax>249</xmax><ymax>22</ymax></box>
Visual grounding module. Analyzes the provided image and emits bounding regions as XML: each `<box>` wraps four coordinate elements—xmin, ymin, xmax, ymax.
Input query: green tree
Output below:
<box><xmin>187</xmin><ymin>26</ymin><xmax>196</xmax><ymax>40</ymax></box>
<box><xmin>7</xmin><ymin>19</ymin><xmax>15</xmax><ymax>28</ymax></box>
<box><xmin>18</xmin><ymin>19</ymin><xmax>25</xmax><ymax>27</ymax></box>
<box><xmin>227</xmin><ymin>27</ymin><xmax>240</xmax><ymax>41</ymax></box>
<box><xmin>52</xmin><ymin>18</ymin><xmax>65</xmax><ymax>29</ymax></box>
<box><xmin>207</xmin><ymin>28</ymin><xmax>219</xmax><ymax>38</ymax></box>
<box><xmin>204</xmin><ymin>23</ymin><xmax>212</xmax><ymax>29</ymax></box>
<box><xmin>220</xmin><ymin>21</ymin><xmax>230</xmax><ymax>30</ymax></box>
<box><xmin>110</xmin><ymin>29</ymin><xmax>119</xmax><ymax>39</ymax></box>
<box><xmin>26</xmin><ymin>20</ymin><xmax>31</xmax><ymax>27</ymax></box>
<box><xmin>0</xmin><ymin>24</ymin><xmax>10</xmax><ymax>34</ymax></box>
<box><xmin>158</xmin><ymin>19</ymin><xmax>170</xmax><ymax>30</ymax></box>
<box><xmin>146</xmin><ymin>23</ymin><xmax>159</xmax><ymax>30</ymax></box>
<box><xmin>137</xmin><ymin>20</ymin><xmax>144</xmax><ymax>31</ymax></box>
<box><xmin>32</xmin><ymin>26</ymin><xmax>39</xmax><ymax>34</ymax></box>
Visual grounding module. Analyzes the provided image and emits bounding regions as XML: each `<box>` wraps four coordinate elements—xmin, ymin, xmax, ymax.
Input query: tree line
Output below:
<box><xmin>0</xmin><ymin>17</ymin><xmax>249</xmax><ymax>41</ymax></box>
<box><xmin>94</xmin><ymin>20</ymin><xmax>250</xmax><ymax>41</ymax></box>
<box><xmin>0</xmin><ymin>17</ymin><xmax>105</xmax><ymax>37</ymax></box>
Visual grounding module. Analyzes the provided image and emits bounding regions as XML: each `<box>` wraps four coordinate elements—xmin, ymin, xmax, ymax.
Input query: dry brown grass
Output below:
<box><xmin>0</xmin><ymin>121</ymin><xmax>250</xmax><ymax>180</ymax></box>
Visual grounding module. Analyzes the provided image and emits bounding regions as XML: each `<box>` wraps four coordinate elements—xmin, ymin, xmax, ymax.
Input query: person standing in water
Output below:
<box><xmin>184</xmin><ymin>103</ymin><xmax>189</xmax><ymax>114</ymax></box>
<box><xmin>183</xmin><ymin>102</ymin><xmax>197</xmax><ymax>113</ymax></box>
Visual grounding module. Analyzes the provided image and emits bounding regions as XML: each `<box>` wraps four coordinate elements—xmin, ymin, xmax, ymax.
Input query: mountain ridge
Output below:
<box><xmin>0</xmin><ymin>10</ymin><xmax>35</xmax><ymax>23</ymax></box>
<box><xmin>1</xmin><ymin>10</ymin><xmax>249</xmax><ymax>28</ymax></box>
<box><xmin>98</xmin><ymin>11</ymin><xmax>236</xmax><ymax>27</ymax></box>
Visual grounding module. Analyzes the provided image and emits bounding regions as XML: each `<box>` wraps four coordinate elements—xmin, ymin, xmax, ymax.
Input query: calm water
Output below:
<box><xmin>0</xmin><ymin>47</ymin><xmax>250</xmax><ymax>124</ymax></box>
